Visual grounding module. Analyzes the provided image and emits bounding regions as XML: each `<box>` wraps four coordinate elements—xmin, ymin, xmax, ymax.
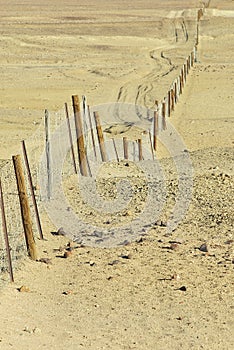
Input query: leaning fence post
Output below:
<box><xmin>0</xmin><ymin>178</ymin><xmax>14</xmax><ymax>282</ymax></box>
<box><xmin>21</xmin><ymin>140</ymin><xmax>44</xmax><ymax>240</ymax></box>
<box><xmin>45</xmin><ymin>109</ymin><xmax>52</xmax><ymax>199</ymax></box>
<box><xmin>12</xmin><ymin>155</ymin><xmax>37</xmax><ymax>261</ymax></box>
<box><xmin>112</xmin><ymin>138</ymin><xmax>119</xmax><ymax>162</ymax></box>
<box><xmin>93</xmin><ymin>111</ymin><xmax>108</xmax><ymax>162</ymax></box>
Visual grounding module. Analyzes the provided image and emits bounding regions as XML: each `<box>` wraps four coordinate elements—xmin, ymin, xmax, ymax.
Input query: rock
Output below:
<box><xmin>171</xmin><ymin>273</ymin><xmax>180</xmax><ymax>281</ymax></box>
<box><xmin>89</xmin><ymin>261</ymin><xmax>95</xmax><ymax>266</ymax></box>
<box><xmin>18</xmin><ymin>285</ymin><xmax>30</xmax><ymax>293</ymax></box>
<box><xmin>37</xmin><ymin>258</ymin><xmax>52</xmax><ymax>265</ymax></box>
<box><xmin>63</xmin><ymin>251</ymin><xmax>72</xmax><ymax>258</ymax></box>
<box><xmin>56</xmin><ymin>227</ymin><xmax>67</xmax><ymax>236</ymax></box>
<box><xmin>170</xmin><ymin>243</ymin><xmax>179</xmax><ymax>250</ymax></box>
<box><xmin>178</xmin><ymin>286</ymin><xmax>187</xmax><ymax>291</ymax></box>
<box><xmin>33</xmin><ymin>327</ymin><xmax>41</xmax><ymax>334</ymax></box>
<box><xmin>62</xmin><ymin>290</ymin><xmax>73</xmax><ymax>295</ymax></box>
<box><xmin>199</xmin><ymin>243</ymin><xmax>208</xmax><ymax>252</ymax></box>
<box><xmin>108</xmin><ymin>260</ymin><xmax>120</xmax><ymax>266</ymax></box>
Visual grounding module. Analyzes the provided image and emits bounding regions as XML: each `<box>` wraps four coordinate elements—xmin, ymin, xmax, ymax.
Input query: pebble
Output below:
<box><xmin>199</xmin><ymin>243</ymin><xmax>208</xmax><ymax>252</ymax></box>
<box><xmin>18</xmin><ymin>285</ymin><xmax>30</xmax><ymax>293</ymax></box>
<box><xmin>63</xmin><ymin>251</ymin><xmax>72</xmax><ymax>258</ymax></box>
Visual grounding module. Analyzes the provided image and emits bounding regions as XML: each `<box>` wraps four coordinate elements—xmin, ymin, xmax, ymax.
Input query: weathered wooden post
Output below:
<box><xmin>12</xmin><ymin>155</ymin><xmax>37</xmax><ymax>261</ymax></box>
<box><xmin>88</xmin><ymin>106</ymin><xmax>97</xmax><ymax>160</ymax></box>
<box><xmin>123</xmin><ymin>137</ymin><xmax>128</xmax><ymax>160</ymax></box>
<box><xmin>65</xmin><ymin>103</ymin><xmax>78</xmax><ymax>174</ymax></box>
<box><xmin>153</xmin><ymin>110</ymin><xmax>158</xmax><ymax>151</ymax></box>
<box><xmin>21</xmin><ymin>140</ymin><xmax>44</xmax><ymax>240</ymax></box>
<box><xmin>72</xmin><ymin>95</ymin><xmax>89</xmax><ymax>176</ymax></box>
<box><xmin>138</xmin><ymin>139</ymin><xmax>143</xmax><ymax>161</ymax></box>
<box><xmin>112</xmin><ymin>138</ymin><xmax>119</xmax><ymax>162</ymax></box>
<box><xmin>93</xmin><ymin>111</ymin><xmax>108</xmax><ymax>162</ymax></box>
<box><xmin>162</xmin><ymin>101</ymin><xmax>167</xmax><ymax>130</ymax></box>
<box><xmin>45</xmin><ymin>109</ymin><xmax>52</xmax><ymax>199</ymax></box>
<box><xmin>0</xmin><ymin>178</ymin><xmax>14</xmax><ymax>282</ymax></box>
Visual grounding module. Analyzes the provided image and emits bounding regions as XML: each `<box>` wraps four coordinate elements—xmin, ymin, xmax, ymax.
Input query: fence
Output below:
<box><xmin>0</xmin><ymin>5</ymin><xmax>207</xmax><ymax>284</ymax></box>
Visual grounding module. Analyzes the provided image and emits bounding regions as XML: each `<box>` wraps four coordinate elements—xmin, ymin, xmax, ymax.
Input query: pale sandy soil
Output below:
<box><xmin>0</xmin><ymin>1</ymin><xmax>233</xmax><ymax>349</ymax></box>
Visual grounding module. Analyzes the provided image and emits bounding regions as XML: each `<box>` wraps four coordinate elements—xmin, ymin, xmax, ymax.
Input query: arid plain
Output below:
<box><xmin>0</xmin><ymin>1</ymin><xmax>233</xmax><ymax>349</ymax></box>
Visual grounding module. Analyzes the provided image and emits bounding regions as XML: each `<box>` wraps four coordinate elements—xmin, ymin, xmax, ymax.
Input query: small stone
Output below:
<box><xmin>120</xmin><ymin>253</ymin><xmax>132</xmax><ymax>259</ymax></box>
<box><xmin>63</xmin><ymin>251</ymin><xmax>72</xmax><ymax>258</ymax></box>
<box><xmin>18</xmin><ymin>285</ymin><xmax>30</xmax><ymax>293</ymax></box>
<box><xmin>178</xmin><ymin>286</ymin><xmax>187</xmax><ymax>291</ymax></box>
<box><xmin>37</xmin><ymin>258</ymin><xmax>52</xmax><ymax>265</ymax></box>
<box><xmin>199</xmin><ymin>243</ymin><xmax>208</xmax><ymax>252</ymax></box>
<box><xmin>33</xmin><ymin>327</ymin><xmax>41</xmax><ymax>334</ymax></box>
<box><xmin>171</xmin><ymin>273</ymin><xmax>180</xmax><ymax>281</ymax></box>
<box><xmin>62</xmin><ymin>290</ymin><xmax>73</xmax><ymax>295</ymax></box>
<box><xmin>56</xmin><ymin>227</ymin><xmax>67</xmax><ymax>236</ymax></box>
<box><xmin>89</xmin><ymin>261</ymin><xmax>95</xmax><ymax>266</ymax></box>
<box><xmin>108</xmin><ymin>260</ymin><xmax>120</xmax><ymax>266</ymax></box>
<box><xmin>170</xmin><ymin>243</ymin><xmax>179</xmax><ymax>250</ymax></box>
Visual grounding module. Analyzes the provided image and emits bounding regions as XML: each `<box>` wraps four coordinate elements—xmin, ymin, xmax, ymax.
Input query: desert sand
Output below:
<box><xmin>0</xmin><ymin>0</ymin><xmax>233</xmax><ymax>349</ymax></box>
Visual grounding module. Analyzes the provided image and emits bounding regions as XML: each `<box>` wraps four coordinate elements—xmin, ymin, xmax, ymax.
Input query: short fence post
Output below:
<box><xmin>112</xmin><ymin>138</ymin><xmax>119</xmax><ymax>162</ymax></box>
<box><xmin>12</xmin><ymin>155</ymin><xmax>37</xmax><ymax>261</ymax></box>
<box><xmin>123</xmin><ymin>137</ymin><xmax>128</xmax><ymax>160</ymax></box>
<box><xmin>138</xmin><ymin>139</ymin><xmax>143</xmax><ymax>161</ymax></box>
<box><xmin>153</xmin><ymin>110</ymin><xmax>158</xmax><ymax>151</ymax></box>
<box><xmin>162</xmin><ymin>101</ymin><xmax>167</xmax><ymax>130</ymax></box>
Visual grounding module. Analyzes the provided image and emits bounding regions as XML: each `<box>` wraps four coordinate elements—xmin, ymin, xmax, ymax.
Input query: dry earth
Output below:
<box><xmin>0</xmin><ymin>1</ymin><xmax>233</xmax><ymax>349</ymax></box>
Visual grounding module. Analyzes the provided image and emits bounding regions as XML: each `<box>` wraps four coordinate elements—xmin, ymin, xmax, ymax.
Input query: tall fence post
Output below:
<box><xmin>72</xmin><ymin>95</ymin><xmax>89</xmax><ymax>176</ymax></box>
<box><xmin>21</xmin><ymin>140</ymin><xmax>44</xmax><ymax>240</ymax></box>
<box><xmin>93</xmin><ymin>111</ymin><xmax>108</xmax><ymax>162</ymax></box>
<box><xmin>12</xmin><ymin>155</ymin><xmax>37</xmax><ymax>261</ymax></box>
<box><xmin>0</xmin><ymin>178</ymin><xmax>14</xmax><ymax>282</ymax></box>
<box><xmin>45</xmin><ymin>109</ymin><xmax>52</xmax><ymax>199</ymax></box>
<box><xmin>65</xmin><ymin>103</ymin><xmax>78</xmax><ymax>174</ymax></box>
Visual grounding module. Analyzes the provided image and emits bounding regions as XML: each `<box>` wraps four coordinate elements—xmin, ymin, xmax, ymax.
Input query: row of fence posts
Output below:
<box><xmin>0</xmin><ymin>6</ymin><xmax>206</xmax><ymax>282</ymax></box>
<box><xmin>44</xmin><ymin>8</ymin><xmax>205</xmax><ymax>182</ymax></box>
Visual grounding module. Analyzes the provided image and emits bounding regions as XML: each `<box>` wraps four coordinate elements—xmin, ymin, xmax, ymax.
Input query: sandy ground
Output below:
<box><xmin>0</xmin><ymin>0</ymin><xmax>233</xmax><ymax>349</ymax></box>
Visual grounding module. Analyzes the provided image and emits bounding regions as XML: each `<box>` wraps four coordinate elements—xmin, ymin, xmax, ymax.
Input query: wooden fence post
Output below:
<box><xmin>93</xmin><ymin>111</ymin><xmax>108</xmax><ymax>162</ymax></box>
<box><xmin>168</xmin><ymin>90</ymin><xmax>171</xmax><ymax>117</ymax></box>
<box><xmin>45</xmin><ymin>109</ymin><xmax>52</xmax><ymax>200</ymax></box>
<box><xmin>0</xmin><ymin>178</ymin><xmax>14</xmax><ymax>282</ymax></box>
<box><xmin>138</xmin><ymin>139</ymin><xmax>143</xmax><ymax>161</ymax></box>
<box><xmin>148</xmin><ymin>131</ymin><xmax>154</xmax><ymax>160</ymax></box>
<box><xmin>153</xmin><ymin>110</ymin><xmax>158</xmax><ymax>151</ymax></box>
<box><xmin>12</xmin><ymin>155</ymin><xmax>37</xmax><ymax>261</ymax></box>
<box><xmin>162</xmin><ymin>101</ymin><xmax>167</xmax><ymax>130</ymax></box>
<box><xmin>21</xmin><ymin>140</ymin><xmax>44</xmax><ymax>240</ymax></box>
<box><xmin>72</xmin><ymin>95</ymin><xmax>89</xmax><ymax>176</ymax></box>
<box><xmin>65</xmin><ymin>103</ymin><xmax>77</xmax><ymax>174</ymax></box>
<box><xmin>123</xmin><ymin>137</ymin><xmax>128</xmax><ymax>160</ymax></box>
<box><xmin>112</xmin><ymin>138</ymin><xmax>119</xmax><ymax>162</ymax></box>
<box><xmin>88</xmin><ymin>106</ymin><xmax>97</xmax><ymax>160</ymax></box>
